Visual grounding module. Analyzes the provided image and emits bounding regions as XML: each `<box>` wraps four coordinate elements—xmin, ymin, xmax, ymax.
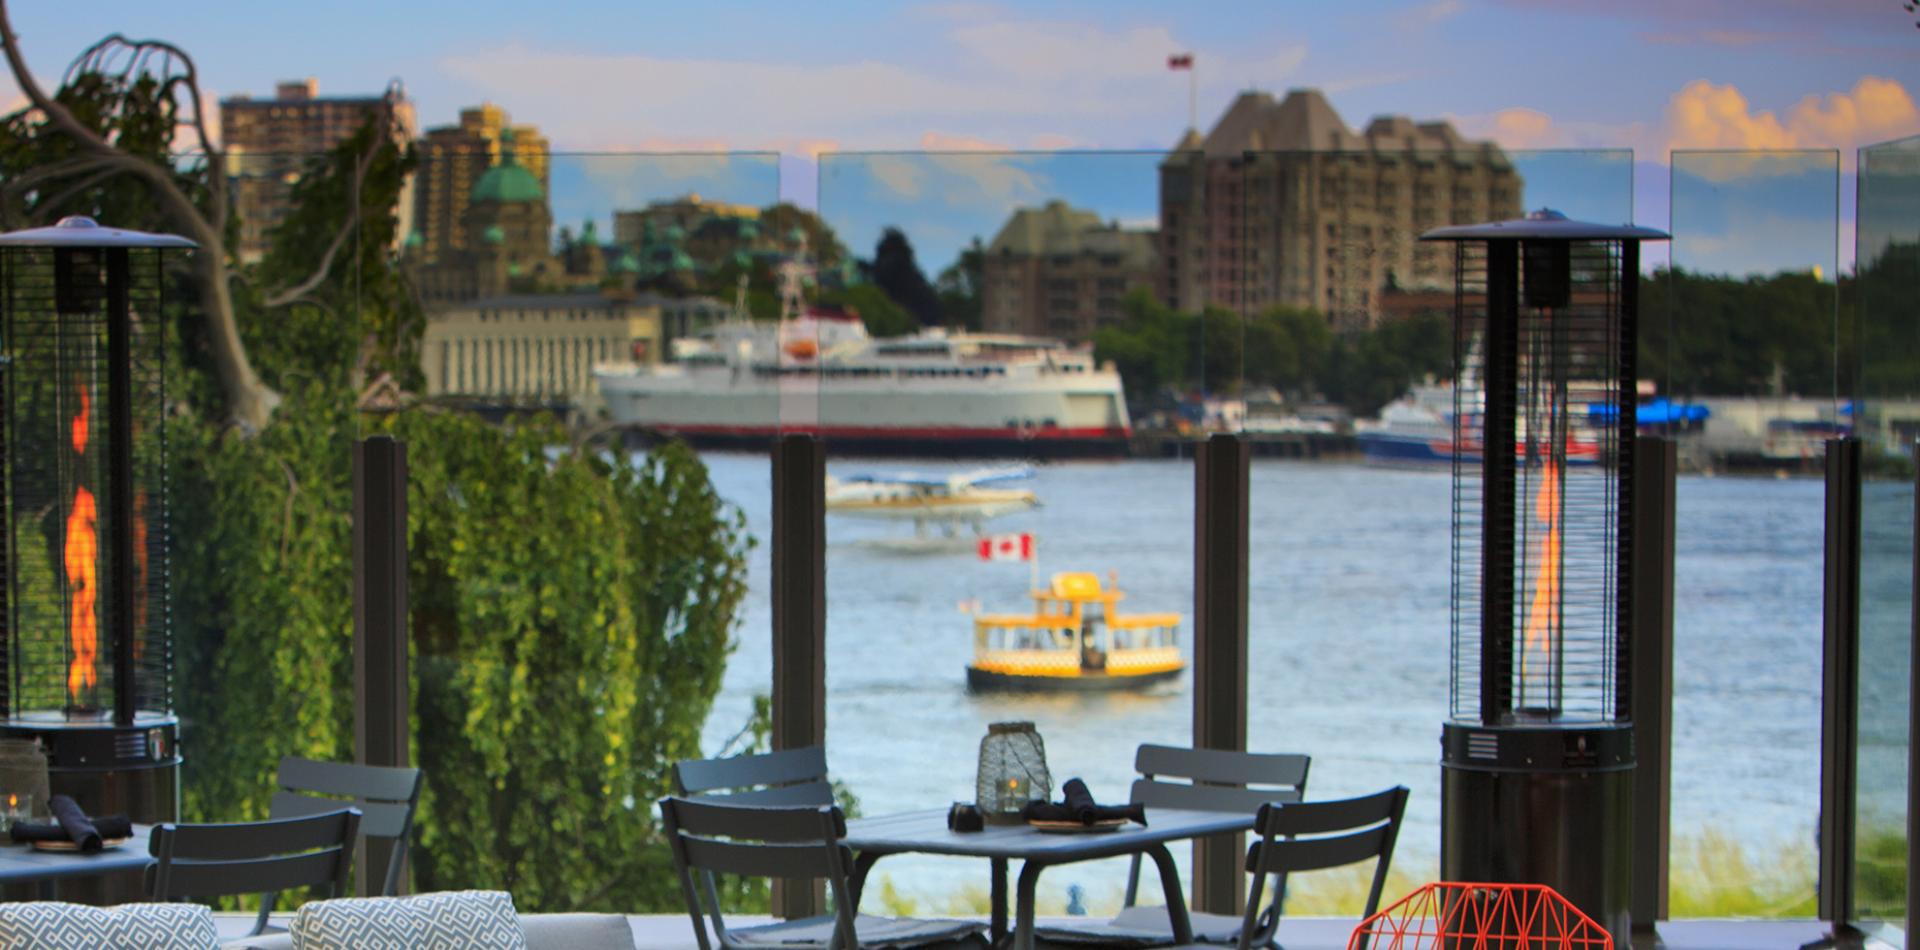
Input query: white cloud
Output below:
<box><xmin>1665</xmin><ymin>76</ymin><xmax>1919</xmax><ymax>152</ymax></box>
<box><xmin>1454</xmin><ymin>76</ymin><xmax>1920</xmax><ymax>163</ymax></box>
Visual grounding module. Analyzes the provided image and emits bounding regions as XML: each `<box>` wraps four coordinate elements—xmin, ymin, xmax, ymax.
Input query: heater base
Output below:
<box><xmin>1441</xmin><ymin>721</ymin><xmax>1634</xmax><ymax>948</ymax></box>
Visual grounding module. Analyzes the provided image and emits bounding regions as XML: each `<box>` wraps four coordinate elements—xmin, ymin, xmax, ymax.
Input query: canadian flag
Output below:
<box><xmin>978</xmin><ymin>533</ymin><xmax>1034</xmax><ymax>562</ymax></box>
<box><xmin>1167</xmin><ymin>53</ymin><xmax>1193</xmax><ymax>70</ymax></box>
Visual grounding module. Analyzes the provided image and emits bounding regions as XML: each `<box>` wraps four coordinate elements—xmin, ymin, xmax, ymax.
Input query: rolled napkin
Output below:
<box><xmin>1024</xmin><ymin>778</ymin><xmax>1147</xmax><ymax>827</ymax></box>
<box><xmin>7</xmin><ymin>795</ymin><xmax>128</xmax><ymax>851</ymax></box>
<box><xmin>9</xmin><ymin>814</ymin><xmax>132</xmax><ymax>845</ymax></box>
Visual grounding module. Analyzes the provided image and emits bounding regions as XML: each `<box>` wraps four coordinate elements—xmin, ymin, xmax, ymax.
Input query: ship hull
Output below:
<box><xmin>965</xmin><ymin>664</ymin><xmax>1184</xmax><ymax>693</ymax></box>
<box><xmin>625</xmin><ymin>422</ymin><xmax>1128</xmax><ymax>458</ymax></box>
<box><xmin>600</xmin><ymin>358</ymin><xmax>1132</xmax><ymax>458</ymax></box>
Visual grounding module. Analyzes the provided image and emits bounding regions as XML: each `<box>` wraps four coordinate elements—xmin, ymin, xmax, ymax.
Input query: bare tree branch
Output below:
<box><xmin>0</xmin><ymin>0</ymin><xmax>280</xmax><ymax>429</ymax></box>
<box><xmin>67</xmin><ymin>32</ymin><xmax>226</xmax><ymax>229</ymax></box>
<box><xmin>260</xmin><ymin>123</ymin><xmax>390</xmax><ymax>308</ymax></box>
<box><xmin>36</xmin><ymin>165</ymin><xmax>122</xmax><ymax>213</ymax></box>
<box><xmin>0</xmin><ymin>154</ymin><xmax>119</xmax><ymax>198</ymax></box>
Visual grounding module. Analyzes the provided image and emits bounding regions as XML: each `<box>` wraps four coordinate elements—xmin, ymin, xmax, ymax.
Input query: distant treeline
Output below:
<box><xmin>1089</xmin><ymin>242</ymin><xmax>1920</xmax><ymax>418</ymax></box>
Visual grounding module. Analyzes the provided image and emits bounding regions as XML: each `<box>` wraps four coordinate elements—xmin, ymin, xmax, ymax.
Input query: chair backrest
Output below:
<box><xmin>1237</xmin><ymin>786</ymin><xmax>1410</xmax><ymax>950</ymax></box>
<box><xmin>270</xmin><ymin>756</ymin><xmax>425</xmax><ymax>896</ymax></box>
<box><xmin>1129</xmin><ymin>744</ymin><xmax>1311</xmax><ymax>813</ymax></box>
<box><xmin>148</xmin><ymin>808</ymin><xmax>362</xmax><ymax>905</ymax></box>
<box><xmin>673</xmin><ymin>746</ymin><xmax>834</xmax><ymax>807</ymax></box>
<box><xmin>659</xmin><ymin>796</ymin><xmax>857</xmax><ymax>950</ymax></box>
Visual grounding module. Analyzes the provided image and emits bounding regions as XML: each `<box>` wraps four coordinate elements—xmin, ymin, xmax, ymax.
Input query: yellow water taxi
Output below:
<box><xmin>967</xmin><ymin>572</ymin><xmax>1185</xmax><ymax>692</ymax></box>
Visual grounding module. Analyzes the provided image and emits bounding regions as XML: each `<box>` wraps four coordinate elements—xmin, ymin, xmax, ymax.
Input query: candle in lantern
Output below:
<box><xmin>1006</xmin><ymin>776</ymin><xmax>1028</xmax><ymax>803</ymax></box>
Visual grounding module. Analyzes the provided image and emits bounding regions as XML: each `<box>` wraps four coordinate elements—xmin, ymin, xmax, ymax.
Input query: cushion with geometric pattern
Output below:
<box><xmin>0</xmin><ymin>901</ymin><xmax>218</xmax><ymax>950</ymax></box>
<box><xmin>289</xmin><ymin>890</ymin><xmax>527</xmax><ymax>950</ymax></box>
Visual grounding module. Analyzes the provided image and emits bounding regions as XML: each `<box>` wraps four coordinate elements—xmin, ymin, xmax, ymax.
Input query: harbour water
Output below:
<box><xmin>695</xmin><ymin>452</ymin><xmax>1897</xmax><ymax>912</ymax></box>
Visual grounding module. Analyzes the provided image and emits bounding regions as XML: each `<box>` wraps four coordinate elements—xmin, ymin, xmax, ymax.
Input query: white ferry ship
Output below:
<box><xmin>593</xmin><ymin>310</ymin><xmax>1132</xmax><ymax>457</ymax></box>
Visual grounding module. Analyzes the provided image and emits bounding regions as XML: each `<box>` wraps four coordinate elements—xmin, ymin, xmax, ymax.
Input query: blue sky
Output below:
<box><xmin>5</xmin><ymin>0</ymin><xmax>1916</xmax><ymax>273</ymax></box>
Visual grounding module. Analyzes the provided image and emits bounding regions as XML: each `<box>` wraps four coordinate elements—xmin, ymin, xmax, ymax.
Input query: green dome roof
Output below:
<box><xmin>472</xmin><ymin>155</ymin><xmax>544</xmax><ymax>204</ymax></box>
<box><xmin>670</xmin><ymin>250</ymin><xmax>694</xmax><ymax>271</ymax></box>
<box><xmin>664</xmin><ymin>224</ymin><xmax>686</xmax><ymax>243</ymax></box>
<box><xmin>482</xmin><ymin>224</ymin><xmax>506</xmax><ymax>245</ymax></box>
<box><xmin>737</xmin><ymin>220</ymin><xmax>759</xmax><ymax>240</ymax></box>
<box><xmin>611</xmin><ymin>251</ymin><xmax>641</xmax><ymax>274</ymax></box>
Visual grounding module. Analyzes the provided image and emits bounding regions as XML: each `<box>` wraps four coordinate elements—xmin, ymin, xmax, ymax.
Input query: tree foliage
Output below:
<box><xmin>248</xmin><ymin>119</ymin><xmax>425</xmax><ymax>393</ymax></box>
<box><xmin>935</xmin><ymin>238</ymin><xmax>985</xmax><ymax>330</ymax></box>
<box><xmin>1638</xmin><ymin>267</ymin><xmax>1845</xmax><ymax>397</ymax></box>
<box><xmin>870</xmin><ymin>227</ymin><xmax>940</xmax><ymax>327</ymax></box>
<box><xmin>819</xmin><ymin>282</ymin><xmax>915</xmax><ymax>337</ymax></box>
<box><xmin>1092</xmin><ymin>289</ymin><xmax>1420</xmax><ymax>411</ymax></box>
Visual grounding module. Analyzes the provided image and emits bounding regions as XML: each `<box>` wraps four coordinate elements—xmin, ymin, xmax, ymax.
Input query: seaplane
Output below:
<box><xmin>825</xmin><ymin>466</ymin><xmax>1038</xmax><ymax>541</ymax></box>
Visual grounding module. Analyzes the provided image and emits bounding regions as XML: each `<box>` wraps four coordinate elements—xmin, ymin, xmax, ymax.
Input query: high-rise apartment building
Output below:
<box><xmin>1159</xmin><ymin>89</ymin><xmax>1522</xmax><ymax>329</ymax></box>
<box><xmin>412</xmin><ymin>104</ymin><xmax>550</xmax><ymax>264</ymax></box>
<box><xmin>220</xmin><ymin>79</ymin><xmax>416</xmax><ymax>263</ymax></box>
<box><xmin>981</xmin><ymin>201</ymin><xmax>1157</xmax><ymax>342</ymax></box>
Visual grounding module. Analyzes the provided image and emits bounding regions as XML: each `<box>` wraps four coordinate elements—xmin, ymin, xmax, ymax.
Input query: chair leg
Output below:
<box><xmin>251</xmin><ymin>892</ymin><xmax>278</xmax><ymax>937</ymax></box>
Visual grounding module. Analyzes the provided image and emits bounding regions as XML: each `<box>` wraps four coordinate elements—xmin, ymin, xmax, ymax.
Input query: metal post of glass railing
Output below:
<box><xmin>1630</xmin><ymin>436</ymin><xmax>1676</xmax><ymax>934</ymax></box>
<box><xmin>771</xmin><ymin>433</ymin><xmax>827</xmax><ymax>920</ymax></box>
<box><xmin>353</xmin><ymin>435</ymin><xmax>410</xmax><ymax>896</ymax></box>
<box><xmin>1810</xmin><ymin>437</ymin><xmax>1864</xmax><ymax>949</ymax></box>
<box><xmin>1192</xmin><ymin>433</ymin><xmax>1250</xmax><ymax>916</ymax></box>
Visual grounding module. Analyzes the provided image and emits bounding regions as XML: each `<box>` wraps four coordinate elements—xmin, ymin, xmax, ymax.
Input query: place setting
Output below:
<box><xmin>6</xmin><ymin>794</ymin><xmax>134</xmax><ymax>854</ymax></box>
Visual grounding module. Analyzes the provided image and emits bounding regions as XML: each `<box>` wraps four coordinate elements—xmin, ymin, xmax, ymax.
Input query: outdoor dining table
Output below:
<box><xmin>843</xmin><ymin>807</ymin><xmax>1255</xmax><ymax>950</ymax></box>
<box><xmin>0</xmin><ymin>823</ymin><xmax>155</xmax><ymax>899</ymax></box>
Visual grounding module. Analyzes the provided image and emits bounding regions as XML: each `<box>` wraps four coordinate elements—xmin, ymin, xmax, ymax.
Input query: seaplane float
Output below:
<box><xmin>825</xmin><ymin>466</ymin><xmax>1038</xmax><ymax>540</ymax></box>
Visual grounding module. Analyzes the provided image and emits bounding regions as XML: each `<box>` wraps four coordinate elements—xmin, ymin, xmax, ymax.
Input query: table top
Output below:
<box><xmin>0</xmin><ymin>824</ymin><xmax>154</xmax><ymax>884</ymax></box>
<box><xmin>844</xmin><ymin>808</ymin><xmax>1252</xmax><ymax>862</ymax></box>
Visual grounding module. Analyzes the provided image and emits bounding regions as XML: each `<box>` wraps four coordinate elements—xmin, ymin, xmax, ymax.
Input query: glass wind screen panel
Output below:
<box><xmin>815</xmin><ymin>151</ymin><xmax>1192</xmax><ymax>915</ymax></box>
<box><xmin>1853</xmin><ymin>133</ymin><xmax>1920</xmax><ymax>929</ymax></box>
<box><xmin>1664</xmin><ymin>149</ymin><xmax>1839</xmax><ymax>917</ymax></box>
<box><xmin>1229</xmin><ymin>149</ymin><xmax>1629</xmax><ymax>906</ymax></box>
<box><xmin>409</xmin><ymin>152</ymin><xmax>789</xmax><ymax>430</ymax></box>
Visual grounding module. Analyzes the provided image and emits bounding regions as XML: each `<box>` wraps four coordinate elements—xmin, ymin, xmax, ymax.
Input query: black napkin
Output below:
<box><xmin>1024</xmin><ymin>778</ymin><xmax>1147</xmax><ymax>826</ymax></box>
<box><xmin>8</xmin><ymin>795</ymin><xmax>128</xmax><ymax>851</ymax></box>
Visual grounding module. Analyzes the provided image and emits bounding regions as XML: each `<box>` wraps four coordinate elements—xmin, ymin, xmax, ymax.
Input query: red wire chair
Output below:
<box><xmin>1347</xmin><ymin>881</ymin><xmax>1613</xmax><ymax>950</ymax></box>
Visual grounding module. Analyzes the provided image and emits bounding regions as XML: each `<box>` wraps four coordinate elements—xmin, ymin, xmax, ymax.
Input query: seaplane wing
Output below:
<box><xmin>826</xmin><ymin>466</ymin><xmax>1038</xmax><ymax>523</ymax></box>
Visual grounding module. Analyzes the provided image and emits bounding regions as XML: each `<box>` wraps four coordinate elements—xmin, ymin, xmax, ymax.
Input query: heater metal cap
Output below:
<box><xmin>0</xmin><ymin>215</ymin><xmax>197</xmax><ymax>249</ymax></box>
<box><xmin>1420</xmin><ymin>208</ymin><xmax>1669</xmax><ymax>243</ymax></box>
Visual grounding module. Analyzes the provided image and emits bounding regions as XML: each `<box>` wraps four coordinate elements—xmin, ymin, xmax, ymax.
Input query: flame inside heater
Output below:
<box><xmin>1521</xmin><ymin>453</ymin><xmax>1562</xmax><ymax>688</ymax></box>
<box><xmin>63</xmin><ymin>383</ymin><xmax>99</xmax><ymax>704</ymax></box>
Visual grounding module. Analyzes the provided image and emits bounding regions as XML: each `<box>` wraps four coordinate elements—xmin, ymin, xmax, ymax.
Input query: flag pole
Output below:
<box><xmin>1030</xmin><ymin>534</ymin><xmax>1040</xmax><ymax>595</ymax></box>
<box><xmin>1188</xmin><ymin>60</ymin><xmax>1197</xmax><ymax>133</ymax></box>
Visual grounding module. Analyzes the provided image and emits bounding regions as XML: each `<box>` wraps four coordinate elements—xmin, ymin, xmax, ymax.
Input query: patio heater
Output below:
<box><xmin>0</xmin><ymin>217</ymin><xmax>185</xmax><ymax>856</ymax></box>
<box><xmin>1421</xmin><ymin>210</ymin><xmax>1666</xmax><ymax>945</ymax></box>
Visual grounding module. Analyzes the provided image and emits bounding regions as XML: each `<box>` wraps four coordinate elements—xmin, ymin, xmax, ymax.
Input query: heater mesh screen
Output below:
<box><xmin>1</xmin><ymin>246</ymin><xmax>171</xmax><ymax>719</ymax></box>
<box><xmin>1449</xmin><ymin>239</ymin><xmax>1626</xmax><ymax>725</ymax></box>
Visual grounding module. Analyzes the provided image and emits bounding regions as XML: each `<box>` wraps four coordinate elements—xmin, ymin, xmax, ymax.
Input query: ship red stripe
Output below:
<box><xmin>650</xmin><ymin>423</ymin><xmax>1130</xmax><ymax>441</ymax></box>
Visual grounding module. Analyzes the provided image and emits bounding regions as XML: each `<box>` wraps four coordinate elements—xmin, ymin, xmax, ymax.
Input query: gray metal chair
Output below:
<box><xmin>1175</xmin><ymin>787</ymin><xmax>1410</xmax><ymax>950</ymax></box>
<box><xmin>148</xmin><ymin>808</ymin><xmax>361</xmax><ymax>935</ymax></box>
<box><xmin>1039</xmin><ymin>745</ymin><xmax>1311</xmax><ymax>946</ymax></box>
<box><xmin>659</xmin><ymin>796</ymin><xmax>986</xmax><ymax>950</ymax></box>
<box><xmin>252</xmin><ymin>756</ymin><xmax>424</xmax><ymax>935</ymax></box>
<box><xmin>674</xmin><ymin>745</ymin><xmax>836</xmax><ymax>806</ymax></box>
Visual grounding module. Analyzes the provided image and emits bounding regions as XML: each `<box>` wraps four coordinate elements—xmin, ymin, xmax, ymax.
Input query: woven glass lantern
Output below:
<box><xmin>0</xmin><ymin>738</ymin><xmax>51</xmax><ymax>823</ymax></box>
<box><xmin>975</xmin><ymin>721</ymin><xmax>1051</xmax><ymax>824</ymax></box>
